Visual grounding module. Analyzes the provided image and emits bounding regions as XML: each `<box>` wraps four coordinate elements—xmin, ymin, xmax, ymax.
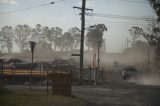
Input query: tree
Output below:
<box><xmin>134</xmin><ymin>40</ymin><xmax>148</xmax><ymax>48</ymax></box>
<box><xmin>129</xmin><ymin>20</ymin><xmax>160</xmax><ymax>46</ymax></box>
<box><xmin>53</xmin><ymin>27</ymin><xmax>63</xmax><ymax>51</ymax></box>
<box><xmin>15</xmin><ymin>24</ymin><xmax>31</xmax><ymax>52</ymax></box>
<box><xmin>86</xmin><ymin>24</ymin><xmax>107</xmax><ymax>51</ymax></box>
<box><xmin>149</xmin><ymin>0</ymin><xmax>160</xmax><ymax>18</ymax></box>
<box><xmin>0</xmin><ymin>26</ymin><xmax>14</xmax><ymax>53</ymax></box>
<box><xmin>46</xmin><ymin>27</ymin><xmax>55</xmax><ymax>50</ymax></box>
<box><xmin>129</xmin><ymin>27</ymin><xmax>143</xmax><ymax>47</ymax></box>
<box><xmin>31</xmin><ymin>24</ymin><xmax>43</xmax><ymax>42</ymax></box>
<box><xmin>68</xmin><ymin>27</ymin><xmax>81</xmax><ymax>49</ymax></box>
<box><xmin>63</xmin><ymin>32</ymin><xmax>74</xmax><ymax>51</ymax></box>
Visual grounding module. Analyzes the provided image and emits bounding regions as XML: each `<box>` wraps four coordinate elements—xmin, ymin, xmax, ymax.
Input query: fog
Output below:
<box><xmin>128</xmin><ymin>73</ymin><xmax>160</xmax><ymax>86</ymax></box>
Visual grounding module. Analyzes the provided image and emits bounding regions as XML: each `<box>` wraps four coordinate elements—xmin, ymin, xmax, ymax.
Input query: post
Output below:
<box><xmin>96</xmin><ymin>41</ymin><xmax>100</xmax><ymax>84</ymax></box>
<box><xmin>73</xmin><ymin>1</ymin><xmax>93</xmax><ymax>85</ymax></box>
<box><xmin>89</xmin><ymin>65</ymin><xmax>91</xmax><ymax>83</ymax></box>
<box><xmin>47</xmin><ymin>63</ymin><xmax>49</xmax><ymax>95</ymax></box>
<box><xmin>148</xmin><ymin>46</ymin><xmax>150</xmax><ymax>69</ymax></box>
<box><xmin>102</xmin><ymin>67</ymin><xmax>104</xmax><ymax>82</ymax></box>
<box><xmin>29</xmin><ymin>41</ymin><xmax>36</xmax><ymax>90</ymax></box>
<box><xmin>1</xmin><ymin>60</ymin><xmax>3</xmax><ymax>80</ymax></box>
<box><xmin>79</xmin><ymin>0</ymin><xmax>86</xmax><ymax>85</ymax></box>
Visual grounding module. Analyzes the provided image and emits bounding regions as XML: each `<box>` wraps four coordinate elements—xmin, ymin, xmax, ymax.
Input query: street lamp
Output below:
<box><xmin>29</xmin><ymin>41</ymin><xmax>36</xmax><ymax>89</ymax></box>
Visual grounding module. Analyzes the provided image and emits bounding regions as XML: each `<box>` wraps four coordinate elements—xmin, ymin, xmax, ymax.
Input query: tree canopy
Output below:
<box><xmin>86</xmin><ymin>24</ymin><xmax>107</xmax><ymax>51</ymax></box>
<box><xmin>0</xmin><ymin>24</ymin><xmax>82</xmax><ymax>53</ymax></box>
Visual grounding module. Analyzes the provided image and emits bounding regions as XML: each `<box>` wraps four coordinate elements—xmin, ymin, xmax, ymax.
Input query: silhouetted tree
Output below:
<box><xmin>15</xmin><ymin>24</ymin><xmax>31</xmax><ymax>52</ymax></box>
<box><xmin>68</xmin><ymin>27</ymin><xmax>81</xmax><ymax>49</ymax></box>
<box><xmin>149</xmin><ymin>0</ymin><xmax>160</xmax><ymax>18</ymax></box>
<box><xmin>0</xmin><ymin>26</ymin><xmax>13</xmax><ymax>53</ymax></box>
<box><xmin>53</xmin><ymin>27</ymin><xmax>63</xmax><ymax>51</ymax></box>
<box><xmin>86</xmin><ymin>24</ymin><xmax>107</xmax><ymax>51</ymax></box>
<box><xmin>134</xmin><ymin>40</ymin><xmax>148</xmax><ymax>48</ymax></box>
<box><xmin>129</xmin><ymin>27</ymin><xmax>143</xmax><ymax>47</ymax></box>
<box><xmin>129</xmin><ymin>20</ymin><xmax>160</xmax><ymax>46</ymax></box>
<box><xmin>46</xmin><ymin>27</ymin><xmax>55</xmax><ymax>50</ymax></box>
<box><xmin>63</xmin><ymin>32</ymin><xmax>74</xmax><ymax>51</ymax></box>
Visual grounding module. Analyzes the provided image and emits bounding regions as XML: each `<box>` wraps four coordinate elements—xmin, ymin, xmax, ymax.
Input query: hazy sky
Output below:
<box><xmin>0</xmin><ymin>0</ymin><xmax>157</xmax><ymax>52</ymax></box>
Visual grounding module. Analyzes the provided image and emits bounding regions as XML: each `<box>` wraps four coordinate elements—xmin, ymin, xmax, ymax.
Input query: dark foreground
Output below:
<box><xmin>72</xmin><ymin>82</ymin><xmax>160</xmax><ymax>106</ymax></box>
<box><xmin>2</xmin><ymin>82</ymin><xmax>160</xmax><ymax>106</ymax></box>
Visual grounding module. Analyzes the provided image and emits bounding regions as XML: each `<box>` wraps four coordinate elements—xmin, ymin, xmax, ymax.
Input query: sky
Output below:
<box><xmin>0</xmin><ymin>0</ymin><xmax>157</xmax><ymax>53</ymax></box>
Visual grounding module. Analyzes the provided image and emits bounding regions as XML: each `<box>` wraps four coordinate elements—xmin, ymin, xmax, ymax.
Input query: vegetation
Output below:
<box><xmin>0</xmin><ymin>24</ymin><xmax>82</xmax><ymax>53</ymax></box>
<box><xmin>149</xmin><ymin>0</ymin><xmax>160</xmax><ymax>18</ymax></box>
<box><xmin>86</xmin><ymin>24</ymin><xmax>107</xmax><ymax>51</ymax></box>
<box><xmin>0</xmin><ymin>24</ymin><xmax>107</xmax><ymax>53</ymax></box>
<box><xmin>0</xmin><ymin>88</ymin><xmax>86</xmax><ymax>106</ymax></box>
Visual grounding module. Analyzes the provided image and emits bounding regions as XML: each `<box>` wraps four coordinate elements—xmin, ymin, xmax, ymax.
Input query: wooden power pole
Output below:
<box><xmin>73</xmin><ymin>0</ymin><xmax>93</xmax><ymax>85</ymax></box>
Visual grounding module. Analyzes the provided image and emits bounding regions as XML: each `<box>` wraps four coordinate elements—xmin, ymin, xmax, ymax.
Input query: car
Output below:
<box><xmin>121</xmin><ymin>66</ymin><xmax>138</xmax><ymax>80</ymax></box>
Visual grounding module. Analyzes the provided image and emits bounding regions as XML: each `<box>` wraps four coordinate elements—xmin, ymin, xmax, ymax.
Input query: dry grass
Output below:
<box><xmin>0</xmin><ymin>88</ymin><xmax>86</xmax><ymax>106</ymax></box>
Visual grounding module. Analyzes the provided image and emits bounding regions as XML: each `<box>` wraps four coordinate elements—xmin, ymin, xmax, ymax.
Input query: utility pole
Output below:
<box><xmin>126</xmin><ymin>38</ymin><xmax>130</xmax><ymax>49</ymax></box>
<box><xmin>73</xmin><ymin>1</ymin><xmax>93</xmax><ymax>85</ymax></box>
<box><xmin>29</xmin><ymin>41</ymin><xmax>36</xmax><ymax>90</ymax></box>
<box><xmin>96</xmin><ymin>40</ymin><xmax>101</xmax><ymax>84</ymax></box>
<box><xmin>148</xmin><ymin>46</ymin><xmax>150</xmax><ymax>69</ymax></box>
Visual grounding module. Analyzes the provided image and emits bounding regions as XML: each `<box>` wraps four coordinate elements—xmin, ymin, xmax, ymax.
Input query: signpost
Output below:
<box><xmin>29</xmin><ymin>41</ymin><xmax>36</xmax><ymax>89</ymax></box>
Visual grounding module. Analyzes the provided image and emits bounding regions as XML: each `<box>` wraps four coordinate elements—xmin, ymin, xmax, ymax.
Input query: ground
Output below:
<box><xmin>72</xmin><ymin>82</ymin><xmax>160</xmax><ymax>106</ymax></box>
<box><xmin>0</xmin><ymin>87</ymin><xmax>86</xmax><ymax>106</ymax></box>
<box><xmin>1</xmin><ymin>81</ymin><xmax>160</xmax><ymax>106</ymax></box>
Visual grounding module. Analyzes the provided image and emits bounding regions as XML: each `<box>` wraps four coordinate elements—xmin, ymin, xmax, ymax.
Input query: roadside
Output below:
<box><xmin>0</xmin><ymin>87</ymin><xmax>86</xmax><ymax>106</ymax></box>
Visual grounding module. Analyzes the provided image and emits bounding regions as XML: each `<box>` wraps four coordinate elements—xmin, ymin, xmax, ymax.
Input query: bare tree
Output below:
<box><xmin>0</xmin><ymin>26</ymin><xmax>13</xmax><ymax>53</ymax></box>
<box><xmin>63</xmin><ymin>32</ymin><xmax>74</xmax><ymax>51</ymax></box>
<box><xmin>15</xmin><ymin>24</ymin><xmax>31</xmax><ymax>52</ymax></box>
<box><xmin>68</xmin><ymin>27</ymin><xmax>81</xmax><ymax>49</ymax></box>
<box><xmin>53</xmin><ymin>27</ymin><xmax>63</xmax><ymax>51</ymax></box>
<box><xmin>129</xmin><ymin>27</ymin><xmax>143</xmax><ymax>47</ymax></box>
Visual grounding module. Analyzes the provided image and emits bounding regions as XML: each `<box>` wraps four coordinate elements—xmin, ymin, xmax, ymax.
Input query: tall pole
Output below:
<box><xmin>73</xmin><ymin>0</ymin><xmax>92</xmax><ymax>85</ymax></box>
<box><xmin>96</xmin><ymin>41</ymin><xmax>100</xmax><ymax>84</ymax></box>
<box><xmin>29</xmin><ymin>41</ymin><xmax>36</xmax><ymax>90</ymax></box>
<box><xmin>148</xmin><ymin>46</ymin><xmax>150</xmax><ymax>69</ymax></box>
<box><xmin>79</xmin><ymin>0</ymin><xmax>86</xmax><ymax>85</ymax></box>
<box><xmin>30</xmin><ymin>52</ymin><xmax>33</xmax><ymax>89</ymax></box>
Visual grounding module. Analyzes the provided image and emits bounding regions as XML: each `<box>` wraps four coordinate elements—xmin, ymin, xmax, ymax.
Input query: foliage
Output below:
<box><xmin>149</xmin><ymin>0</ymin><xmax>160</xmax><ymax>18</ymax></box>
<box><xmin>53</xmin><ymin>27</ymin><xmax>63</xmax><ymax>51</ymax></box>
<box><xmin>129</xmin><ymin>20</ymin><xmax>160</xmax><ymax>46</ymax></box>
<box><xmin>68</xmin><ymin>27</ymin><xmax>81</xmax><ymax>49</ymax></box>
<box><xmin>86</xmin><ymin>24</ymin><xmax>107</xmax><ymax>51</ymax></box>
<box><xmin>0</xmin><ymin>24</ymin><xmax>106</xmax><ymax>53</ymax></box>
<box><xmin>134</xmin><ymin>40</ymin><xmax>148</xmax><ymax>48</ymax></box>
<box><xmin>0</xmin><ymin>26</ymin><xmax>14</xmax><ymax>53</ymax></box>
<box><xmin>63</xmin><ymin>32</ymin><xmax>74</xmax><ymax>51</ymax></box>
<box><xmin>15</xmin><ymin>24</ymin><xmax>31</xmax><ymax>52</ymax></box>
<box><xmin>0</xmin><ymin>89</ymin><xmax>86</xmax><ymax>106</ymax></box>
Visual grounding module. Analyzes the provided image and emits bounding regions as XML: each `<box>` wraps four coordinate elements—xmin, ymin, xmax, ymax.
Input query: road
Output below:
<box><xmin>72</xmin><ymin>82</ymin><xmax>160</xmax><ymax>106</ymax></box>
<box><xmin>5</xmin><ymin>81</ymin><xmax>160</xmax><ymax>106</ymax></box>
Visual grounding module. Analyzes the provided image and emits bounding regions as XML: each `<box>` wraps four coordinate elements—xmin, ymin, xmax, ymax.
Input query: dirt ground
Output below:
<box><xmin>72</xmin><ymin>82</ymin><xmax>160</xmax><ymax>106</ymax></box>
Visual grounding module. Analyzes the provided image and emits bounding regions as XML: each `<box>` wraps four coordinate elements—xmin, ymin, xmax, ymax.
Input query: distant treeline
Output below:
<box><xmin>0</xmin><ymin>24</ymin><xmax>107</xmax><ymax>53</ymax></box>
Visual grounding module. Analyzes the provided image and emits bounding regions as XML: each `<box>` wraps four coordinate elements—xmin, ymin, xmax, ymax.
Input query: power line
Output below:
<box><xmin>0</xmin><ymin>0</ymin><xmax>66</xmax><ymax>16</ymax></box>
<box><xmin>86</xmin><ymin>19</ymin><xmax>148</xmax><ymax>24</ymax></box>
<box><xmin>118</xmin><ymin>0</ymin><xmax>149</xmax><ymax>4</ymax></box>
<box><xmin>86</xmin><ymin>13</ymin><xmax>156</xmax><ymax>21</ymax></box>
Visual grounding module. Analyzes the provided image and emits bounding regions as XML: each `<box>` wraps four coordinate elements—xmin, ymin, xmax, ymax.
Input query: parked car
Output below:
<box><xmin>121</xmin><ymin>66</ymin><xmax>138</xmax><ymax>80</ymax></box>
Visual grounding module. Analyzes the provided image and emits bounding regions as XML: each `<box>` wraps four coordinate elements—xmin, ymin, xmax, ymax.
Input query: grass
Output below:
<box><xmin>0</xmin><ymin>87</ymin><xmax>86</xmax><ymax>106</ymax></box>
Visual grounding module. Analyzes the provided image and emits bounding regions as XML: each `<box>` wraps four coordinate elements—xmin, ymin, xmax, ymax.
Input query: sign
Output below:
<box><xmin>29</xmin><ymin>41</ymin><xmax>36</xmax><ymax>54</ymax></box>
